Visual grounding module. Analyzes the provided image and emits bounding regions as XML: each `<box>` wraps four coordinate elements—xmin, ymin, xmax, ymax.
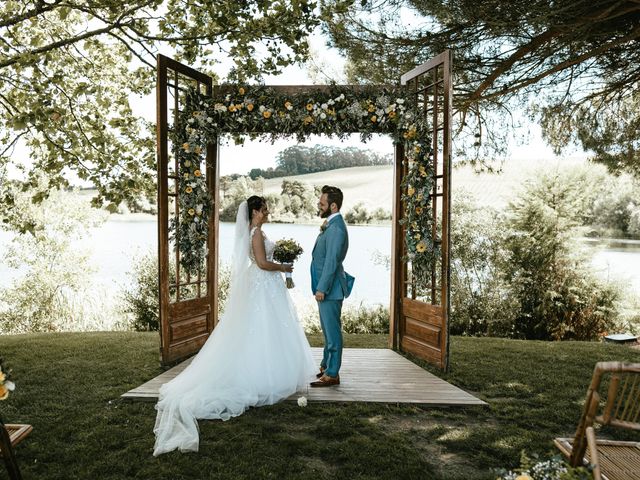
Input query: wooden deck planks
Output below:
<box><xmin>121</xmin><ymin>348</ymin><xmax>486</xmax><ymax>406</ymax></box>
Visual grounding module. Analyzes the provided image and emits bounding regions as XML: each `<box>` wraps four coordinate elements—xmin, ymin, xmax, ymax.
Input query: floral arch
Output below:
<box><xmin>156</xmin><ymin>53</ymin><xmax>452</xmax><ymax>370</ymax></box>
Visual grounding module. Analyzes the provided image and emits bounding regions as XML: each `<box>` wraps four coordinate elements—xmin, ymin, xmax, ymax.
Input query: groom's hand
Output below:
<box><xmin>315</xmin><ymin>291</ymin><xmax>325</xmax><ymax>302</ymax></box>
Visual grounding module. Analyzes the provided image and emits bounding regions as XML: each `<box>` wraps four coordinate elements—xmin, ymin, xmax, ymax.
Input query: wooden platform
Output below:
<box><xmin>122</xmin><ymin>348</ymin><xmax>486</xmax><ymax>406</ymax></box>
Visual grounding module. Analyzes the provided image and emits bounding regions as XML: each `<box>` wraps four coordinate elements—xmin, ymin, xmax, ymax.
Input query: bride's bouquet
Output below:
<box><xmin>273</xmin><ymin>238</ymin><xmax>304</xmax><ymax>288</ymax></box>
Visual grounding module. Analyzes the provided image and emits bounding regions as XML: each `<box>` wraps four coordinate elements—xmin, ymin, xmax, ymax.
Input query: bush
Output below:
<box><xmin>301</xmin><ymin>303</ymin><xmax>389</xmax><ymax>334</ymax></box>
<box><xmin>449</xmin><ymin>192</ymin><xmax>519</xmax><ymax>336</ymax></box>
<box><xmin>500</xmin><ymin>173</ymin><xmax>620</xmax><ymax>340</ymax></box>
<box><xmin>496</xmin><ymin>452</ymin><xmax>592</xmax><ymax>480</ymax></box>
<box><xmin>344</xmin><ymin>202</ymin><xmax>372</xmax><ymax>224</ymax></box>
<box><xmin>120</xmin><ymin>251</ymin><xmax>231</xmax><ymax>331</ymax></box>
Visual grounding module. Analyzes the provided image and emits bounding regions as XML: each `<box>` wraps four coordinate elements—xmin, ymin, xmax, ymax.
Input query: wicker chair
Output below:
<box><xmin>0</xmin><ymin>422</ymin><xmax>32</xmax><ymax>480</ymax></box>
<box><xmin>554</xmin><ymin>361</ymin><xmax>640</xmax><ymax>480</ymax></box>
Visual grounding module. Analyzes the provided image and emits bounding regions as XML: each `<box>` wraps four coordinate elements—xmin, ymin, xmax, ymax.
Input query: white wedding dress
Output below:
<box><xmin>153</xmin><ymin>203</ymin><xmax>316</xmax><ymax>456</ymax></box>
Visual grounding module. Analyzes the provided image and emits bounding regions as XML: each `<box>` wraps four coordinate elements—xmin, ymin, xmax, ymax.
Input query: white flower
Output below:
<box><xmin>207</xmin><ymin>117</ymin><xmax>213</xmax><ymax>123</ymax></box>
<box><xmin>328</xmin><ymin>99</ymin><xmax>335</xmax><ymax>105</ymax></box>
<box><xmin>214</xmin><ymin>103</ymin><xmax>226</xmax><ymax>113</ymax></box>
<box><xmin>297</xmin><ymin>396</ymin><xmax>307</xmax><ymax>407</ymax></box>
<box><xmin>259</xmin><ymin>105</ymin><xmax>266</xmax><ymax>112</ymax></box>
<box><xmin>5</xmin><ymin>381</ymin><xmax>15</xmax><ymax>391</ymax></box>
<box><xmin>320</xmin><ymin>112</ymin><xmax>327</xmax><ymax>119</ymax></box>
<box><xmin>196</xmin><ymin>204</ymin><xmax>203</xmax><ymax>215</ymax></box>
<box><xmin>188</xmin><ymin>118</ymin><xmax>195</xmax><ymax>124</ymax></box>
<box><xmin>396</xmin><ymin>98</ymin><xmax>405</xmax><ymax>104</ymax></box>
<box><xmin>321</xmin><ymin>103</ymin><xmax>328</xmax><ymax>110</ymax></box>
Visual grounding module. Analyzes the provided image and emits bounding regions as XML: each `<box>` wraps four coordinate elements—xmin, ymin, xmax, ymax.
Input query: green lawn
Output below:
<box><xmin>1</xmin><ymin>333</ymin><xmax>639</xmax><ymax>479</ymax></box>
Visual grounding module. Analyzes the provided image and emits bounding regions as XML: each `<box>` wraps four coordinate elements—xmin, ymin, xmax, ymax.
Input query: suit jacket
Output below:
<box><xmin>310</xmin><ymin>214</ymin><xmax>355</xmax><ymax>300</ymax></box>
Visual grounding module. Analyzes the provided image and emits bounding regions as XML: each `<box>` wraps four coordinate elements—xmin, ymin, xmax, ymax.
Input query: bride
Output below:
<box><xmin>153</xmin><ymin>196</ymin><xmax>316</xmax><ymax>456</ymax></box>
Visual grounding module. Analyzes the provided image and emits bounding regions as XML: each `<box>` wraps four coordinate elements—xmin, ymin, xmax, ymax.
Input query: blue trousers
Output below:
<box><xmin>318</xmin><ymin>299</ymin><xmax>343</xmax><ymax>378</ymax></box>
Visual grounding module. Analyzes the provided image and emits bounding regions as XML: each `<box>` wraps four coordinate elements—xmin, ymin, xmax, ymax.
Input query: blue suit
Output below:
<box><xmin>310</xmin><ymin>214</ymin><xmax>354</xmax><ymax>378</ymax></box>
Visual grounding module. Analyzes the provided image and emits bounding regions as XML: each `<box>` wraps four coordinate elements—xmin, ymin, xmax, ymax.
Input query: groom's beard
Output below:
<box><xmin>318</xmin><ymin>208</ymin><xmax>330</xmax><ymax>218</ymax></box>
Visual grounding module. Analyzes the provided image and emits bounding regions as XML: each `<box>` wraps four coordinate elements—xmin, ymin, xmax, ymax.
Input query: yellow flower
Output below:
<box><xmin>194</xmin><ymin>146</ymin><xmax>202</xmax><ymax>155</ymax></box>
<box><xmin>185</xmin><ymin>186</ymin><xmax>193</xmax><ymax>194</ymax></box>
<box><xmin>194</xmin><ymin>169</ymin><xmax>202</xmax><ymax>177</ymax></box>
<box><xmin>303</xmin><ymin>116</ymin><xmax>314</xmax><ymax>125</ymax></box>
<box><xmin>412</xmin><ymin>222</ymin><xmax>418</xmax><ymax>229</ymax></box>
<box><xmin>183</xmin><ymin>173</ymin><xmax>190</xmax><ymax>180</ymax></box>
<box><xmin>403</xmin><ymin>127</ymin><xmax>417</xmax><ymax>140</ymax></box>
<box><xmin>184</xmin><ymin>160</ymin><xmax>192</xmax><ymax>167</ymax></box>
<box><xmin>188</xmin><ymin>208</ymin><xmax>195</xmax><ymax>216</ymax></box>
<box><xmin>415</xmin><ymin>206</ymin><xmax>423</xmax><ymax>215</ymax></box>
<box><xmin>388</xmin><ymin>111</ymin><xmax>396</xmax><ymax>119</ymax></box>
<box><xmin>239</xmin><ymin>87</ymin><xmax>245</xmax><ymax>95</ymax></box>
<box><xmin>306</xmin><ymin>103</ymin><xmax>314</xmax><ymax>111</ymax></box>
<box><xmin>235</xmin><ymin>103</ymin><xmax>243</xmax><ymax>110</ymax></box>
<box><xmin>284</xmin><ymin>101</ymin><xmax>292</xmax><ymax>110</ymax></box>
<box><xmin>182</xmin><ymin>142</ymin><xmax>190</xmax><ymax>152</ymax></box>
<box><xmin>515</xmin><ymin>476</ymin><xmax>533</xmax><ymax>480</ymax></box>
<box><xmin>407</xmin><ymin>186</ymin><xmax>415</xmax><ymax>196</ymax></box>
<box><xmin>0</xmin><ymin>384</ymin><xmax>8</xmax><ymax>400</ymax></box>
<box><xmin>371</xmin><ymin>115</ymin><xmax>377</xmax><ymax>122</ymax></box>
<box><xmin>246</xmin><ymin>103</ymin><xmax>254</xmax><ymax>111</ymax></box>
<box><xmin>414</xmin><ymin>233</ymin><xmax>421</xmax><ymax>240</ymax></box>
<box><xmin>228</xmin><ymin>105</ymin><xmax>236</xmax><ymax>112</ymax></box>
<box><xmin>0</xmin><ymin>371</ymin><xmax>5</xmax><ymax>382</ymax></box>
<box><xmin>367</xmin><ymin>104</ymin><xmax>375</xmax><ymax>112</ymax></box>
<box><xmin>417</xmin><ymin>193</ymin><xmax>424</xmax><ymax>201</ymax></box>
<box><xmin>416</xmin><ymin>241</ymin><xmax>427</xmax><ymax>253</ymax></box>
<box><xmin>414</xmin><ymin>146</ymin><xmax>421</xmax><ymax>153</ymax></box>
<box><xmin>263</xmin><ymin>110</ymin><xmax>272</xmax><ymax>119</ymax></box>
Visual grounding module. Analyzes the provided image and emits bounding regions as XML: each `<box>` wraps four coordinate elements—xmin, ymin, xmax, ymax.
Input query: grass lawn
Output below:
<box><xmin>1</xmin><ymin>332</ymin><xmax>639</xmax><ymax>480</ymax></box>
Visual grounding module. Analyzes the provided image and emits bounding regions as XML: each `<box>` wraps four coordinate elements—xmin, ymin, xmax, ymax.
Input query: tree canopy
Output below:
<box><xmin>321</xmin><ymin>0</ymin><xmax>640</xmax><ymax>175</ymax></box>
<box><xmin>0</xmin><ymin>0</ymin><xmax>319</xmax><ymax>230</ymax></box>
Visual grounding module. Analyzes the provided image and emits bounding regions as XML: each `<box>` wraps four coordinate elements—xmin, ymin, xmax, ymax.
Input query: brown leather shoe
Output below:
<box><xmin>315</xmin><ymin>367</ymin><xmax>326</xmax><ymax>379</ymax></box>
<box><xmin>310</xmin><ymin>374</ymin><xmax>340</xmax><ymax>387</ymax></box>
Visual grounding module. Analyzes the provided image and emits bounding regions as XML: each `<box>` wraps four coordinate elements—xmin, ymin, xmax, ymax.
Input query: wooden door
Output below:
<box><xmin>390</xmin><ymin>51</ymin><xmax>453</xmax><ymax>371</ymax></box>
<box><xmin>156</xmin><ymin>55</ymin><xmax>219</xmax><ymax>366</ymax></box>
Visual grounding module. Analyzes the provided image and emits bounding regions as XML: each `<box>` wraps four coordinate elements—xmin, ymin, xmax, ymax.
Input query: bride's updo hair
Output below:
<box><xmin>247</xmin><ymin>195</ymin><xmax>266</xmax><ymax>222</ymax></box>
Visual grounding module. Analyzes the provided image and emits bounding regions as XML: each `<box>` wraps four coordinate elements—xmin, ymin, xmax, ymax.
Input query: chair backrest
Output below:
<box><xmin>569</xmin><ymin>361</ymin><xmax>640</xmax><ymax>466</ymax></box>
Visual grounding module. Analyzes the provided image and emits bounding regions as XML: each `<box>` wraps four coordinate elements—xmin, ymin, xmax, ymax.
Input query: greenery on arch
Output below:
<box><xmin>171</xmin><ymin>84</ymin><xmax>437</xmax><ymax>288</ymax></box>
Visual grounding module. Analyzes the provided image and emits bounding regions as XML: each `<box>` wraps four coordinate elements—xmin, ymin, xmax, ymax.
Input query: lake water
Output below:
<box><xmin>1</xmin><ymin>217</ymin><xmax>639</xmax><ymax>311</ymax></box>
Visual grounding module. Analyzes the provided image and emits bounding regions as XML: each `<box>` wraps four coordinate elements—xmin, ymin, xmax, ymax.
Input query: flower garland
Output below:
<box><xmin>171</xmin><ymin>84</ymin><xmax>437</xmax><ymax>278</ymax></box>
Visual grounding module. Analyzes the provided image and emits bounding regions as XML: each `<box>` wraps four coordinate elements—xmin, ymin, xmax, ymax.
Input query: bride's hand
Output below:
<box><xmin>282</xmin><ymin>263</ymin><xmax>293</xmax><ymax>273</ymax></box>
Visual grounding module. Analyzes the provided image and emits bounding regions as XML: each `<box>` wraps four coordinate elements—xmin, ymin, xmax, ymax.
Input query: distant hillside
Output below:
<box><xmin>261</xmin><ymin>156</ymin><xmax>593</xmax><ymax>212</ymax></box>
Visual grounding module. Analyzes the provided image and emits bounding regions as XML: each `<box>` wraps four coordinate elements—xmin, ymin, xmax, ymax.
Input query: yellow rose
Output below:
<box><xmin>407</xmin><ymin>186</ymin><xmax>415</xmax><ymax>196</ymax></box>
<box><xmin>182</xmin><ymin>142</ymin><xmax>190</xmax><ymax>152</ymax></box>
<box><xmin>416</xmin><ymin>241</ymin><xmax>427</xmax><ymax>253</ymax></box>
<box><xmin>371</xmin><ymin>115</ymin><xmax>377</xmax><ymax>122</ymax></box>
<box><xmin>414</xmin><ymin>146</ymin><xmax>421</xmax><ymax>153</ymax></box>
<box><xmin>303</xmin><ymin>116</ymin><xmax>314</xmax><ymax>125</ymax></box>
<box><xmin>306</xmin><ymin>103</ymin><xmax>314</xmax><ymax>111</ymax></box>
<box><xmin>239</xmin><ymin>87</ymin><xmax>245</xmax><ymax>95</ymax></box>
<box><xmin>194</xmin><ymin>146</ymin><xmax>202</xmax><ymax>155</ymax></box>
<box><xmin>228</xmin><ymin>105</ymin><xmax>236</xmax><ymax>112</ymax></box>
<box><xmin>185</xmin><ymin>186</ymin><xmax>193</xmax><ymax>194</ymax></box>
<box><xmin>415</xmin><ymin>206</ymin><xmax>423</xmax><ymax>214</ymax></box>
<box><xmin>388</xmin><ymin>111</ymin><xmax>396</xmax><ymax>119</ymax></box>
<box><xmin>0</xmin><ymin>384</ymin><xmax>8</xmax><ymax>400</ymax></box>
<box><xmin>188</xmin><ymin>208</ymin><xmax>195</xmax><ymax>216</ymax></box>
<box><xmin>194</xmin><ymin>169</ymin><xmax>202</xmax><ymax>177</ymax></box>
<box><xmin>367</xmin><ymin>104</ymin><xmax>375</xmax><ymax>112</ymax></box>
<box><xmin>246</xmin><ymin>103</ymin><xmax>254</xmax><ymax>111</ymax></box>
<box><xmin>515</xmin><ymin>476</ymin><xmax>533</xmax><ymax>480</ymax></box>
<box><xmin>263</xmin><ymin>110</ymin><xmax>272</xmax><ymax>119</ymax></box>
<box><xmin>235</xmin><ymin>103</ymin><xmax>243</xmax><ymax>110</ymax></box>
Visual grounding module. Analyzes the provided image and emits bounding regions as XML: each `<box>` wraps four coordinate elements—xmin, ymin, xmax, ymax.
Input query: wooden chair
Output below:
<box><xmin>554</xmin><ymin>361</ymin><xmax>640</xmax><ymax>480</ymax></box>
<box><xmin>0</xmin><ymin>422</ymin><xmax>32</xmax><ymax>480</ymax></box>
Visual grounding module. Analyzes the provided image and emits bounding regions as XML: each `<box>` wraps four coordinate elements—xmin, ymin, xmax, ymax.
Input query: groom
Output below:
<box><xmin>310</xmin><ymin>185</ymin><xmax>354</xmax><ymax>387</ymax></box>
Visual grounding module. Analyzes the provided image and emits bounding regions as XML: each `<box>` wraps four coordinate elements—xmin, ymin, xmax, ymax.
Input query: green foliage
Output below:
<box><xmin>0</xmin><ymin>1</ymin><xmax>320</xmax><ymax>230</ymax></box>
<box><xmin>344</xmin><ymin>201</ymin><xmax>372</xmax><ymax>224</ymax></box>
<box><xmin>0</xmin><ymin>178</ymin><xmax>110</xmax><ymax>333</ymax></box>
<box><xmin>248</xmin><ymin>144</ymin><xmax>392</xmax><ymax>179</ymax></box>
<box><xmin>120</xmin><ymin>251</ymin><xmax>231</xmax><ymax>331</ymax></box>
<box><xmin>219</xmin><ymin>176</ymin><xmax>265</xmax><ymax>222</ymax></box>
<box><xmin>302</xmin><ymin>303</ymin><xmax>390</xmax><ymax>334</ymax></box>
<box><xmin>449</xmin><ymin>192</ymin><xmax>519</xmax><ymax>337</ymax></box>
<box><xmin>500</xmin><ymin>173</ymin><xmax>620</xmax><ymax>340</ymax></box>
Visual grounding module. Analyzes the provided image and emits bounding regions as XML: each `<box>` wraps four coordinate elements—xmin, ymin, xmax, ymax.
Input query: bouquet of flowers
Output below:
<box><xmin>0</xmin><ymin>358</ymin><xmax>15</xmax><ymax>401</ymax></box>
<box><xmin>273</xmin><ymin>238</ymin><xmax>304</xmax><ymax>288</ymax></box>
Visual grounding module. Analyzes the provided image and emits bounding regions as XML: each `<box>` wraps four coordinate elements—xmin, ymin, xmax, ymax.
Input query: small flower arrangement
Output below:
<box><xmin>297</xmin><ymin>396</ymin><xmax>307</xmax><ymax>407</ymax></box>
<box><xmin>273</xmin><ymin>238</ymin><xmax>304</xmax><ymax>288</ymax></box>
<box><xmin>496</xmin><ymin>452</ymin><xmax>593</xmax><ymax>480</ymax></box>
<box><xmin>0</xmin><ymin>358</ymin><xmax>16</xmax><ymax>401</ymax></box>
